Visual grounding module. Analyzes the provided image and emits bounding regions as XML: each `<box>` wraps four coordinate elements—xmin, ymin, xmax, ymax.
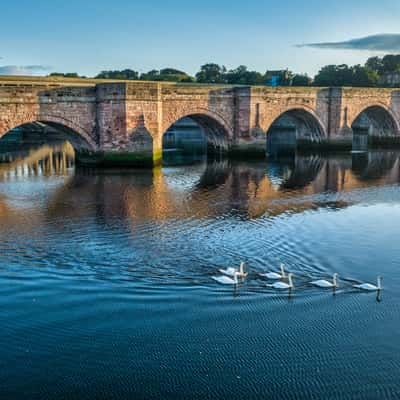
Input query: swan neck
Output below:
<box><xmin>288</xmin><ymin>274</ymin><xmax>293</xmax><ymax>288</ymax></box>
<box><xmin>378</xmin><ymin>277</ymin><xmax>382</xmax><ymax>290</ymax></box>
<box><xmin>281</xmin><ymin>264</ymin><xmax>286</xmax><ymax>278</ymax></box>
<box><xmin>240</xmin><ymin>262</ymin><xmax>245</xmax><ymax>274</ymax></box>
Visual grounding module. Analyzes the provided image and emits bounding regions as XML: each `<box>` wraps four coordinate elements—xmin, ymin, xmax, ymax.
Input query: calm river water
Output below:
<box><xmin>1</xmin><ymin>144</ymin><xmax>400</xmax><ymax>399</ymax></box>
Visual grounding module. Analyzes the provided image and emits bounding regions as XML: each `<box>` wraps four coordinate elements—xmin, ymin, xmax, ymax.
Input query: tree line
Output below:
<box><xmin>49</xmin><ymin>54</ymin><xmax>400</xmax><ymax>87</ymax></box>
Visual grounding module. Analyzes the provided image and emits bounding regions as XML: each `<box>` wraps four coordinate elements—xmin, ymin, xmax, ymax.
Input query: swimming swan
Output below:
<box><xmin>212</xmin><ymin>272</ymin><xmax>239</xmax><ymax>285</ymax></box>
<box><xmin>260</xmin><ymin>263</ymin><xmax>286</xmax><ymax>280</ymax></box>
<box><xmin>354</xmin><ymin>276</ymin><xmax>382</xmax><ymax>291</ymax></box>
<box><xmin>267</xmin><ymin>273</ymin><xmax>294</xmax><ymax>290</ymax></box>
<box><xmin>220</xmin><ymin>262</ymin><xmax>248</xmax><ymax>278</ymax></box>
<box><xmin>311</xmin><ymin>273</ymin><xmax>339</xmax><ymax>289</ymax></box>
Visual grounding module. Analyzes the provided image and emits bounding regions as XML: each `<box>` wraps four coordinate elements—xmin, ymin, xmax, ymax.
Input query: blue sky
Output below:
<box><xmin>1</xmin><ymin>0</ymin><xmax>400</xmax><ymax>77</ymax></box>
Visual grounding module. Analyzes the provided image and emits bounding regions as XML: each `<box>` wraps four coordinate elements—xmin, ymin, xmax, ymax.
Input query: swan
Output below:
<box><xmin>311</xmin><ymin>273</ymin><xmax>339</xmax><ymax>289</ymax></box>
<box><xmin>219</xmin><ymin>262</ymin><xmax>248</xmax><ymax>278</ymax></box>
<box><xmin>212</xmin><ymin>272</ymin><xmax>239</xmax><ymax>285</ymax></box>
<box><xmin>267</xmin><ymin>273</ymin><xmax>294</xmax><ymax>290</ymax></box>
<box><xmin>260</xmin><ymin>263</ymin><xmax>286</xmax><ymax>280</ymax></box>
<box><xmin>354</xmin><ymin>276</ymin><xmax>382</xmax><ymax>291</ymax></box>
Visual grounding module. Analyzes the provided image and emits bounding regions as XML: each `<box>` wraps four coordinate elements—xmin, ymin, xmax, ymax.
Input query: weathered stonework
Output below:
<box><xmin>1</xmin><ymin>77</ymin><xmax>400</xmax><ymax>166</ymax></box>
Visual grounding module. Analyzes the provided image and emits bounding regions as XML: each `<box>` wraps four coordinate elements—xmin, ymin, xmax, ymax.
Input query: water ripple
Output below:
<box><xmin>1</xmin><ymin>151</ymin><xmax>400</xmax><ymax>399</ymax></box>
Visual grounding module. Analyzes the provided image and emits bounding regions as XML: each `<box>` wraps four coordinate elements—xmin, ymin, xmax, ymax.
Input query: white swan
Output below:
<box><xmin>267</xmin><ymin>273</ymin><xmax>294</xmax><ymax>290</ymax></box>
<box><xmin>354</xmin><ymin>276</ymin><xmax>382</xmax><ymax>291</ymax></box>
<box><xmin>219</xmin><ymin>262</ymin><xmax>248</xmax><ymax>278</ymax></box>
<box><xmin>260</xmin><ymin>263</ymin><xmax>286</xmax><ymax>280</ymax></box>
<box><xmin>212</xmin><ymin>272</ymin><xmax>239</xmax><ymax>285</ymax></box>
<box><xmin>311</xmin><ymin>273</ymin><xmax>339</xmax><ymax>289</ymax></box>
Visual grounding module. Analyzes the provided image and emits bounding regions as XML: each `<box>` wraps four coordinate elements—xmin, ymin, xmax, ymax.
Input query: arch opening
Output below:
<box><xmin>266</xmin><ymin>109</ymin><xmax>325</xmax><ymax>158</ymax></box>
<box><xmin>0</xmin><ymin>121</ymin><xmax>93</xmax><ymax>170</ymax></box>
<box><xmin>162</xmin><ymin>114</ymin><xmax>230</xmax><ymax>166</ymax></box>
<box><xmin>351</xmin><ymin>106</ymin><xmax>400</xmax><ymax>150</ymax></box>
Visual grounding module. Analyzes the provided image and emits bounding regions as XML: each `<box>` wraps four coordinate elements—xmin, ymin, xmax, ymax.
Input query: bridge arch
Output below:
<box><xmin>265</xmin><ymin>108</ymin><xmax>327</xmax><ymax>154</ymax></box>
<box><xmin>0</xmin><ymin>115</ymin><xmax>96</xmax><ymax>150</ymax></box>
<box><xmin>350</xmin><ymin>105</ymin><xmax>400</xmax><ymax>138</ymax></box>
<box><xmin>162</xmin><ymin>110</ymin><xmax>233</xmax><ymax>154</ymax></box>
<box><xmin>265</xmin><ymin>107</ymin><xmax>327</xmax><ymax>141</ymax></box>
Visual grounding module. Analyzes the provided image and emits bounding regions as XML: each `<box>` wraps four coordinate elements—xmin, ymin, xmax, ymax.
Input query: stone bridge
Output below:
<box><xmin>1</xmin><ymin>76</ymin><xmax>400</xmax><ymax>166</ymax></box>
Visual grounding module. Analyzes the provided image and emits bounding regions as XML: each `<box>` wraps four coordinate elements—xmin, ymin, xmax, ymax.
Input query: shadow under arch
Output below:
<box><xmin>351</xmin><ymin>105</ymin><xmax>400</xmax><ymax>147</ymax></box>
<box><xmin>266</xmin><ymin>108</ymin><xmax>326</xmax><ymax>156</ymax></box>
<box><xmin>162</xmin><ymin>113</ymin><xmax>232</xmax><ymax>163</ymax></box>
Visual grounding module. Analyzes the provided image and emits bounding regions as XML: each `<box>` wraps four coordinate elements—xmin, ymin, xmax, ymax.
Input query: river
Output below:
<box><xmin>0</xmin><ymin>143</ymin><xmax>399</xmax><ymax>399</ymax></box>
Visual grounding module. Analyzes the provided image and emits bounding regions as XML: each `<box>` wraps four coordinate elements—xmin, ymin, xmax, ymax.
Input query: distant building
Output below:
<box><xmin>379</xmin><ymin>72</ymin><xmax>400</xmax><ymax>87</ymax></box>
<box><xmin>265</xmin><ymin>69</ymin><xmax>293</xmax><ymax>87</ymax></box>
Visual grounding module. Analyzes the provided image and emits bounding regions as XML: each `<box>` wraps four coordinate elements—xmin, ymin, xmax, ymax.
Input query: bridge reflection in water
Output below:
<box><xmin>0</xmin><ymin>141</ymin><xmax>75</xmax><ymax>179</ymax></box>
<box><xmin>1</xmin><ymin>141</ymin><xmax>400</xmax><ymax>225</ymax></box>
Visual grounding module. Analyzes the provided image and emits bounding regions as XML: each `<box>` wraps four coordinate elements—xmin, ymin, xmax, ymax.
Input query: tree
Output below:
<box><xmin>195</xmin><ymin>64</ymin><xmax>227</xmax><ymax>84</ymax></box>
<box><xmin>224</xmin><ymin>65</ymin><xmax>264</xmax><ymax>85</ymax></box>
<box><xmin>365</xmin><ymin>56</ymin><xmax>384</xmax><ymax>73</ymax></box>
<box><xmin>180</xmin><ymin>76</ymin><xmax>196</xmax><ymax>83</ymax></box>
<box><xmin>49</xmin><ymin>72</ymin><xmax>81</xmax><ymax>78</ymax></box>
<box><xmin>314</xmin><ymin>64</ymin><xmax>379</xmax><ymax>87</ymax></box>
<box><xmin>140</xmin><ymin>70</ymin><xmax>160</xmax><ymax>80</ymax></box>
<box><xmin>292</xmin><ymin>74</ymin><xmax>312</xmax><ymax>86</ymax></box>
<box><xmin>95</xmin><ymin>69</ymin><xmax>139</xmax><ymax>80</ymax></box>
<box><xmin>160</xmin><ymin>68</ymin><xmax>187</xmax><ymax>75</ymax></box>
<box><xmin>352</xmin><ymin>65</ymin><xmax>379</xmax><ymax>87</ymax></box>
<box><xmin>314</xmin><ymin>64</ymin><xmax>353</xmax><ymax>86</ymax></box>
<box><xmin>366</xmin><ymin>55</ymin><xmax>400</xmax><ymax>74</ymax></box>
<box><xmin>381</xmin><ymin>55</ymin><xmax>400</xmax><ymax>73</ymax></box>
<box><xmin>140</xmin><ymin>68</ymin><xmax>193</xmax><ymax>82</ymax></box>
<box><xmin>364</xmin><ymin>55</ymin><xmax>400</xmax><ymax>87</ymax></box>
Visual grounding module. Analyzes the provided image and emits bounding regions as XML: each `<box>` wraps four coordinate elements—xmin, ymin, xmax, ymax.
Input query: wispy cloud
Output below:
<box><xmin>0</xmin><ymin>65</ymin><xmax>50</xmax><ymax>76</ymax></box>
<box><xmin>297</xmin><ymin>34</ymin><xmax>400</xmax><ymax>52</ymax></box>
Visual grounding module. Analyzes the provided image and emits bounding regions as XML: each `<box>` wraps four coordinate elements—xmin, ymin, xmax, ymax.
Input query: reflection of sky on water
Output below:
<box><xmin>161</xmin><ymin>164</ymin><xmax>207</xmax><ymax>192</ymax></box>
<box><xmin>0</xmin><ymin>176</ymin><xmax>73</xmax><ymax>210</ymax></box>
<box><xmin>265</xmin><ymin>164</ymin><xmax>293</xmax><ymax>190</ymax></box>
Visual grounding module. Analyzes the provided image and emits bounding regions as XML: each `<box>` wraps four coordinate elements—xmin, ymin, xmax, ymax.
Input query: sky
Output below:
<box><xmin>1</xmin><ymin>0</ymin><xmax>400</xmax><ymax>77</ymax></box>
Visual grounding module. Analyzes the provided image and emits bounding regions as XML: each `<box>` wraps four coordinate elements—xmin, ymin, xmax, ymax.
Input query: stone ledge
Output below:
<box><xmin>76</xmin><ymin>150</ymin><xmax>155</xmax><ymax>168</ymax></box>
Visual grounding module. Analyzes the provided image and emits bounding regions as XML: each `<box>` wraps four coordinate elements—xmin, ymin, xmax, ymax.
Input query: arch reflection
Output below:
<box><xmin>1</xmin><ymin>150</ymin><xmax>400</xmax><ymax>228</ymax></box>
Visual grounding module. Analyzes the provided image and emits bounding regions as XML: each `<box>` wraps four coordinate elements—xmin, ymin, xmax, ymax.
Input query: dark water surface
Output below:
<box><xmin>1</xmin><ymin>145</ymin><xmax>400</xmax><ymax>399</ymax></box>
